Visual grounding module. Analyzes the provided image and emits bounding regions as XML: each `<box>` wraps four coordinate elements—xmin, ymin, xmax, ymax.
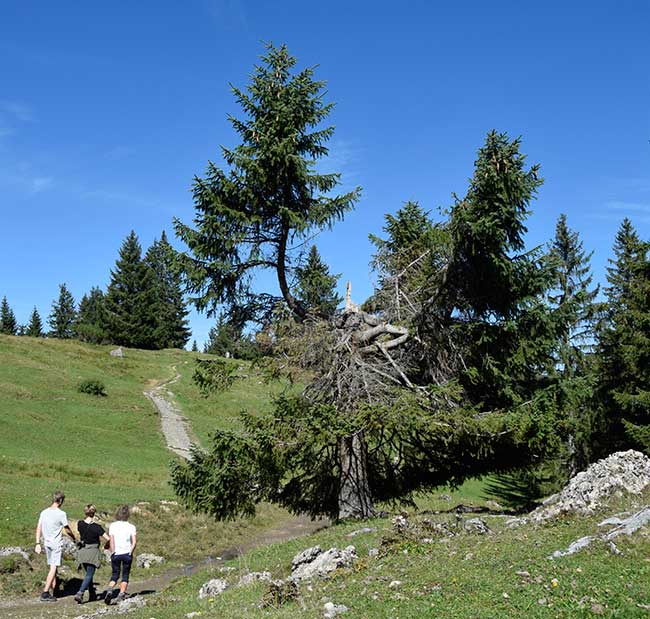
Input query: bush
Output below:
<box><xmin>192</xmin><ymin>359</ymin><xmax>237</xmax><ymax>397</ymax></box>
<box><xmin>77</xmin><ymin>379</ymin><xmax>107</xmax><ymax>397</ymax></box>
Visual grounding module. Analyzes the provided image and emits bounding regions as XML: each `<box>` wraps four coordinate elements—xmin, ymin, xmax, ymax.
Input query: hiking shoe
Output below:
<box><xmin>115</xmin><ymin>592</ymin><xmax>127</xmax><ymax>604</ymax></box>
<box><xmin>74</xmin><ymin>592</ymin><xmax>83</xmax><ymax>604</ymax></box>
<box><xmin>104</xmin><ymin>587</ymin><xmax>114</xmax><ymax>605</ymax></box>
<box><xmin>39</xmin><ymin>592</ymin><xmax>56</xmax><ymax>602</ymax></box>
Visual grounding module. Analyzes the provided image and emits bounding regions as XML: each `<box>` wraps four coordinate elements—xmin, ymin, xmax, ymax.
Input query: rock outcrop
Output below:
<box><xmin>531</xmin><ymin>450</ymin><xmax>650</xmax><ymax>521</ymax></box>
<box><xmin>290</xmin><ymin>545</ymin><xmax>357</xmax><ymax>582</ymax></box>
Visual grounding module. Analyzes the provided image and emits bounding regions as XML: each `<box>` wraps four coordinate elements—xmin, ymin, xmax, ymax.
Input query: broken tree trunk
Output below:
<box><xmin>338</xmin><ymin>430</ymin><xmax>377</xmax><ymax>520</ymax></box>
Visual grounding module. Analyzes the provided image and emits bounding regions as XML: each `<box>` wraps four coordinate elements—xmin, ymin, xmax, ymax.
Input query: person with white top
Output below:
<box><xmin>104</xmin><ymin>505</ymin><xmax>137</xmax><ymax>605</ymax></box>
<box><xmin>34</xmin><ymin>490</ymin><xmax>77</xmax><ymax>602</ymax></box>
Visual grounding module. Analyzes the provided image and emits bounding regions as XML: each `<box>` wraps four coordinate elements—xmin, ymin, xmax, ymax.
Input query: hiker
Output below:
<box><xmin>34</xmin><ymin>490</ymin><xmax>77</xmax><ymax>602</ymax></box>
<box><xmin>74</xmin><ymin>504</ymin><xmax>109</xmax><ymax>604</ymax></box>
<box><xmin>104</xmin><ymin>504</ymin><xmax>137</xmax><ymax>605</ymax></box>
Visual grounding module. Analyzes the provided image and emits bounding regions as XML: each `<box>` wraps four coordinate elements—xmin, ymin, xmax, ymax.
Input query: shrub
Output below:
<box><xmin>77</xmin><ymin>379</ymin><xmax>107</xmax><ymax>397</ymax></box>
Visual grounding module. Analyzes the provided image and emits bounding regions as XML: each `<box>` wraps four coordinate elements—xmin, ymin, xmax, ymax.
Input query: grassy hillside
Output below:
<box><xmin>127</xmin><ymin>491</ymin><xmax>650</xmax><ymax>619</ymax></box>
<box><xmin>0</xmin><ymin>336</ymin><xmax>289</xmax><ymax>553</ymax></box>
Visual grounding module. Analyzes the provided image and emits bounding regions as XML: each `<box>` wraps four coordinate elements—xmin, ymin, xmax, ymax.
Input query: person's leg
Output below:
<box><xmin>76</xmin><ymin>564</ymin><xmax>96</xmax><ymax>599</ymax></box>
<box><xmin>41</xmin><ymin>545</ymin><xmax>61</xmax><ymax>599</ymax></box>
<box><xmin>43</xmin><ymin>565</ymin><xmax>57</xmax><ymax>593</ymax></box>
<box><xmin>118</xmin><ymin>555</ymin><xmax>132</xmax><ymax>595</ymax></box>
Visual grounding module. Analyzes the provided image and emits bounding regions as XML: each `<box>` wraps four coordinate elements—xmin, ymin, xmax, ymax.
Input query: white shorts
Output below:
<box><xmin>45</xmin><ymin>545</ymin><xmax>62</xmax><ymax>566</ymax></box>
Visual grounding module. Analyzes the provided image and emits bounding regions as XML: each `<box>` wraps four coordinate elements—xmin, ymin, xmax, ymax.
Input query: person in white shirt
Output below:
<box><xmin>104</xmin><ymin>505</ymin><xmax>137</xmax><ymax>605</ymax></box>
<box><xmin>34</xmin><ymin>490</ymin><xmax>77</xmax><ymax>602</ymax></box>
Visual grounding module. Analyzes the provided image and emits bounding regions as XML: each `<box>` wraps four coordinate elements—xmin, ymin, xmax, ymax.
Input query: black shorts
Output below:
<box><xmin>110</xmin><ymin>553</ymin><xmax>132</xmax><ymax>583</ymax></box>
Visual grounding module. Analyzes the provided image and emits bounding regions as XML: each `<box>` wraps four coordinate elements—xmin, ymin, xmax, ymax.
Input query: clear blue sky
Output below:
<box><xmin>1</xmin><ymin>1</ymin><xmax>649</xmax><ymax>347</ymax></box>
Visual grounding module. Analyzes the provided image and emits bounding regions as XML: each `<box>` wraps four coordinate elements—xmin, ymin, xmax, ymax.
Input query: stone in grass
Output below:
<box><xmin>185</xmin><ymin>613</ymin><xmax>202</xmax><ymax>618</ymax></box>
<box><xmin>0</xmin><ymin>547</ymin><xmax>29</xmax><ymax>562</ymax></box>
<box><xmin>463</xmin><ymin>518</ymin><xmax>491</xmax><ymax>535</ymax></box>
<box><xmin>237</xmin><ymin>571</ymin><xmax>272</xmax><ymax>587</ymax></box>
<box><xmin>346</xmin><ymin>527</ymin><xmax>377</xmax><ymax>538</ymax></box>
<box><xmin>290</xmin><ymin>545</ymin><xmax>357</xmax><ymax>582</ymax></box>
<box><xmin>198</xmin><ymin>578</ymin><xmax>228</xmax><ymax>599</ymax></box>
<box><xmin>136</xmin><ymin>553</ymin><xmax>165</xmax><ymax>569</ymax></box>
<box><xmin>323</xmin><ymin>601</ymin><xmax>349</xmax><ymax>617</ymax></box>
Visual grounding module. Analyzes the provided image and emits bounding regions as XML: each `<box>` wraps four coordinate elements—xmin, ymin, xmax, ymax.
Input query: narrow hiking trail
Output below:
<box><xmin>143</xmin><ymin>364</ymin><xmax>194</xmax><ymax>460</ymax></box>
<box><xmin>0</xmin><ymin>515</ymin><xmax>326</xmax><ymax>619</ymax></box>
<box><xmin>1</xmin><ymin>366</ymin><xmax>328</xmax><ymax>617</ymax></box>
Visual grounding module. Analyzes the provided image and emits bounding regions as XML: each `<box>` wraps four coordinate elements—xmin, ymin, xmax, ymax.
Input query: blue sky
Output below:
<box><xmin>1</xmin><ymin>1</ymin><xmax>649</xmax><ymax>347</ymax></box>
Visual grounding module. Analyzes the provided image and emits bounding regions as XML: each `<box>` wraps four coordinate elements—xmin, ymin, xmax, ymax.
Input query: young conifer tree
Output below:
<box><xmin>26</xmin><ymin>307</ymin><xmax>44</xmax><ymax>337</ymax></box>
<box><xmin>48</xmin><ymin>284</ymin><xmax>77</xmax><ymax>339</ymax></box>
<box><xmin>76</xmin><ymin>287</ymin><xmax>108</xmax><ymax>344</ymax></box>
<box><xmin>295</xmin><ymin>245</ymin><xmax>341</xmax><ymax>318</ymax></box>
<box><xmin>0</xmin><ymin>297</ymin><xmax>17</xmax><ymax>335</ymax></box>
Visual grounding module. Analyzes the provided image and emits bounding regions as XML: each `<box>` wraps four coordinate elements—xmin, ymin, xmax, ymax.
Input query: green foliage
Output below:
<box><xmin>26</xmin><ymin>307</ymin><xmax>43</xmax><ymax>337</ymax></box>
<box><xmin>445</xmin><ymin>131</ymin><xmax>554</xmax><ymax>411</ymax></box>
<box><xmin>174</xmin><ymin>43</ymin><xmax>360</xmax><ymax>324</ymax></box>
<box><xmin>192</xmin><ymin>358</ymin><xmax>237</xmax><ymax>396</ymax></box>
<box><xmin>0</xmin><ymin>297</ymin><xmax>18</xmax><ymax>335</ymax></box>
<box><xmin>547</xmin><ymin>214</ymin><xmax>599</xmax><ymax>377</ymax></box>
<box><xmin>105</xmin><ymin>231</ymin><xmax>159</xmax><ymax>349</ymax></box>
<box><xmin>48</xmin><ymin>283</ymin><xmax>77</xmax><ymax>339</ymax></box>
<box><xmin>203</xmin><ymin>314</ymin><xmax>260</xmax><ymax>360</ymax></box>
<box><xmin>75</xmin><ymin>286</ymin><xmax>108</xmax><ymax>344</ymax></box>
<box><xmin>77</xmin><ymin>378</ymin><xmax>107</xmax><ymax>397</ymax></box>
<box><xmin>191</xmin><ymin>339</ymin><xmax>199</xmax><ymax>352</ymax></box>
<box><xmin>173</xmin><ymin>385</ymin><xmax>563</xmax><ymax>521</ymax></box>
<box><xmin>597</xmin><ymin>219</ymin><xmax>650</xmax><ymax>454</ymax></box>
<box><xmin>295</xmin><ymin>245</ymin><xmax>341</xmax><ymax>318</ymax></box>
<box><xmin>144</xmin><ymin>231</ymin><xmax>191</xmax><ymax>349</ymax></box>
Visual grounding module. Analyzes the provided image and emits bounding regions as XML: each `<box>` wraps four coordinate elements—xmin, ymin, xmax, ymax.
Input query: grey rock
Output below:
<box><xmin>116</xmin><ymin>596</ymin><xmax>147</xmax><ymax>613</ymax></box>
<box><xmin>198</xmin><ymin>578</ymin><xmax>228</xmax><ymax>599</ymax></box>
<box><xmin>237</xmin><ymin>571</ymin><xmax>272</xmax><ymax>586</ymax></box>
<box><xmin>290</xmin><ymin>545</ymin><xmax>357</xmax><ymax>582</ymax></box>
<box><xmin>550</xmin><ymin>535</ymin><xmax>596</xmax><ymax>558</ymax></box>
<box><xmin>346</xmin><ymin>527</ymin><xmax>377</xmax><ymax>537</ymax></box>
<box><xmin>323</xmin><ymin>601</ymin><xmax>349</xmax><ymax>617</ymax></box>
<box><xmin>368</xmin><ymin>548</ymin><xmax>379</xmax><ymax>557</ymax></box>
<box><xmin>464</xmin><ymin>517</ymin><xmax>491</xmax><ymax>535</ymax></box>
<box><xmin>110</xmin><ymin>347</ymin><xmax>124</xmax><ymax>357</ymax></box>
<box><xmin>531</xmin><ymin>450</ymin><xmax>650</xmax><ymax>521</ymax></box>
<box><xmin>135</xmin><ymin>553</ymin><xmax>165</xmax><ymax>569</ymax></box>
<box><xmin>0</xmin><ymin>546</ymin><xmax>29</xmax><ymax>561</ymax></box>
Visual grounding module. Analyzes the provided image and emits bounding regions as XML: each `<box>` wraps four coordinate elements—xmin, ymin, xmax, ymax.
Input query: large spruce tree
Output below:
<box><xmin>172</xmin><ymin>131</ymin><xmax>563</xmax><ymax>522</ymax></box>
<box><xmin>0</xmin><ymin>297</ymin><xmax>17</xmax><ymax>335</ymax></box>
<box><xmin>597</xmin><ymin>219</ymin><xmax>650</xmax><ymax>453</ymax></box>
<box><xmin>26</xmin><ymin>307</ymin><xmax>44</xmax><ymax>337</ymax></box>
<box><xmin>105</xmin><ymin>231</ymin><xmax>158</xmax><ymax>349</ymax></box>
<box><xmin>174</xmin><ymin>43</ymin><xmax>360</xmax><ymax>326</ymax></box>
<box><xmin>295</xmin><ymin>245</ymin><xmax>341</xmax><ymax>318</ymax></box>
<box><xmin>144</xmin><ymin>231</ymin><xmax>191</xmax><ymax>349</ymax></box>
<box><xmin>48</xmin><ymin>284</ymin><xmax>77</xmax><ymax>339</ymax></box>
<box><xmin>76</xmin><ymin>287</ymin><xmax>108</xmax><ymax>344</ymax></box>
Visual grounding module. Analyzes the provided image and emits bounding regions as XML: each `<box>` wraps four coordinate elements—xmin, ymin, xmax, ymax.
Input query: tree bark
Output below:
<box><xmin>338</xmin><ymin>430</ymin><xmax>377</xmax><ymax>520</ymax></box>
<box><xmin>276</xmin><ymin>222</ymin><xmax>306</xmax><ymax>319</ymax></box>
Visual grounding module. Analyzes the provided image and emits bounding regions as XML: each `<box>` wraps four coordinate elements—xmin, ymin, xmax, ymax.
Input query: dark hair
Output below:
<box><xmin>53</xmin><ymin>491</ymin><xmax>65</xmax><ymax>505</ymax></box>
<box><xmin>115</xmin><ymin>505</ymin><xmax>130</xmax><ymax>521</ymax></box>
<box><xmin>84</xmin><ymin>504</ymin><xmax>96</xmax><ymax>518</ymax></box>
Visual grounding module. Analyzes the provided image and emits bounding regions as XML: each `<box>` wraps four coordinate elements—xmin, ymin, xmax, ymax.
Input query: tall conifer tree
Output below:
<box><xmin>26</xmin><ymin>307</ymin><xmax>44</xmax><ymax>337</ymax></box>
<box><xmin>105</xmin><ymin>231</ymin><xmax>158</xmax><ymax>349</ymax></box>
<box><xmin>0</xmin><ymin>297</ymin><xmax>17</xmax><ymax>335</ymax></box>
<box><xmin>174</xmin><ymin>43</ymin><xmax>360</xmax><ymax>325</ymax></box>
<box><xmin>597</xmin><ymin>219</ymin><xmax>650</xmax><ymax>453</ymax></box>
<box><xmin>48</xmin><ymin>284</ymin><xmax>77</xmax><ymax>339</ymax></box>
<box><xmin>547</xmin><ymin>214</ymin><xmax>599</xmax><ymax>376</ymax></box>
<box><xmin>144</xmin><ymin>231</ymin><xmax>191</xmax><ymax>349</ymax></box>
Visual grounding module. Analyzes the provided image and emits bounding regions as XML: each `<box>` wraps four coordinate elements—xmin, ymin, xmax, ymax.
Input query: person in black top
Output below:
<box><xmin>74</xmin><ymin>505</ymin><xmax>109</xmax><ymax>604</ymax></box>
